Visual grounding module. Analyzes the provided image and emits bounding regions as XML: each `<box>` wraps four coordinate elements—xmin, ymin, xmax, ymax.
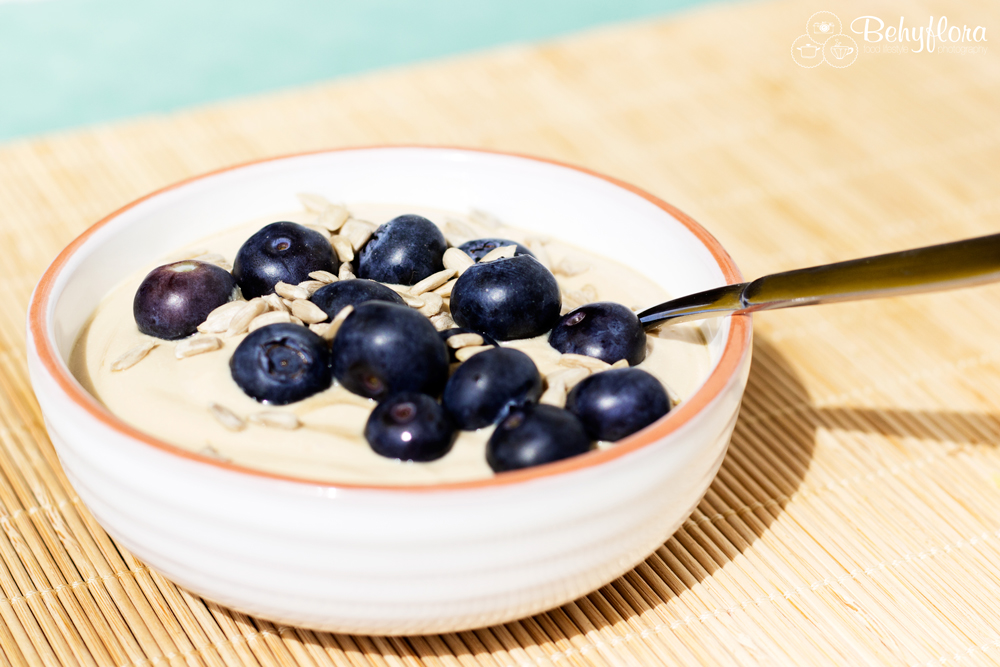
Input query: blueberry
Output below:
<box><xmin>365</xmin><ymin>393</ymin><xmax>456</xmax><ymax>462</ymax></box>
<box><xmin>486</xmin><ymin>404</ymin><xmax>592</xmax><ymax>472</ymax></box>
<box><xmin>566</xmin><ymin>368</ymin><xmax>670</xmax><ymax>441</ymax></box>
<box><xmin>232</xmin><ymin>221</ymin><xmax>338</xmax><ymax>299</ymax></box>
<box><xmin>449</xmin><ymin>255</ymin><xmax>561</xmax><ymax>341</ymax></box>
<box><xmin>310</xmin><ymin>279</ymin><xmax>404</xmax><ymax>321</ymax></box>
<box><xmin>133</xmin><ymin>260</ymin><xmax>237</xmax><ymax>340</ymax></box>
<box><xmin>548</xmin><ymin>302</ymin><xmax>646</xmax><ymax>366</ymax></box>
<box><xmin>332</xmin><ymin>301</ymin><xmax>449</xmax><ymax>400</ymax></box>
<box><xmin>458</xmin><ymin>238</ymin><xmax>535</xmax><ymax>262</ymax></box>
<box><xmin>438</xmin><ymin>327</ymin><xmax>498</xmax><ymax>362</ymax></box>
<box><xmin>230</xmin><ymin>323</ymin><xmax>333</xmax><ymax>405</ymax></box>
<box><xmin>357</xmin><ymin>214</ymin><xmax>447</xmax><ymax>285</ymax></box>
<box><xmin>442</xmin><ymin>347</ymin><xmax>542</xmax><ymax>430</ymax></box>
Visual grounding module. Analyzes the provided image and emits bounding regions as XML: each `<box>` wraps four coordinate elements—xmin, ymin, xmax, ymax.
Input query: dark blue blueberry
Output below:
<box><xmin>230</xmin><ymin>323</ymin><xmax>333</xmax><ymax>405</ymax></box>
<box><xmin>458</xmin><ymin>238</ymin><xmax>535</xmax><ymax>262</ymax></box>
<box><xmin>548</xmin><ymin>302</ymin><xmax>646</xmax><ymax>366</ymax></box>
<box><xmin>449</xmin><ymin>255</ymin><xmax>561</xmax><ymax>341</ymax></box>
<box><xmin>365</xmin><ymin>393</ymin><xmax>456</xmax><ymax>462</ymax></box>
<box><xmin>566</xmin><ymin>368</ymin><xmax>670</xmax><ymax>442</ymax></box>
<box><xmin>332</xmin><ymin>301</ymin><xmax>449</xmax><ymax>400</ymax></box>
<box><xmin>442</xmin><ymin>347</ymin><xmax>542</xmax><ymax>430</ymax></box>
<box><xmin>438</xmin><ymin>327</ymin><xmax>498</xmax><ymax>362</ymax></box>
<box><xmin>356</xmin><ymin>214</ymin><xmax>447</xmax><ymax>285</ymax></box>
<box><xmin>232</xmin><ymin>221</ymin><xmax>338</xmax><ymax>299</ymax></box>
<box><xmin>309</xmin><ymin>279</ymin><xmax>404</xmax><ymax>321</ymax></box>
<box><xmin>133</xmin><ymin>260</ymin><xmax>237</xmax><ymax>340</ymax></box>
<box><xmin>486</xmin><ymin>404</ymin><xmax>592</xmax><ymax>472</ymax></box>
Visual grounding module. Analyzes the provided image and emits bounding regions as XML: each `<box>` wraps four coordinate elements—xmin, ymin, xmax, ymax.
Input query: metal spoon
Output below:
<box><xmin>636</xmin><ymin>233</ymin><xmax>1000</xmax><ymax>329</ymax></box>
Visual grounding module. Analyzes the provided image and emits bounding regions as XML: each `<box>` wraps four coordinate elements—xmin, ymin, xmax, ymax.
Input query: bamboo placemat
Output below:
<box><xmin>3</xmin><ymin>0</ymin><xmax>1000</xmax><ymax>664</ymax></box>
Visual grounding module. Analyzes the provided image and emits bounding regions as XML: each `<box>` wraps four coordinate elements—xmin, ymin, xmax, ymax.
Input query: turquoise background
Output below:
<box><xmin>0</xmin><ymin>0</ymin><xmax>721</xmax><ymax>142</ymax></box>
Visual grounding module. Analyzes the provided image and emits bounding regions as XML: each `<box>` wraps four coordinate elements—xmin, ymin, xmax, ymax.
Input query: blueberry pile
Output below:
<box><xmin>132</xmin><ymin>209</ymin><xmax>675</xmax><ymax>473</ymax></box>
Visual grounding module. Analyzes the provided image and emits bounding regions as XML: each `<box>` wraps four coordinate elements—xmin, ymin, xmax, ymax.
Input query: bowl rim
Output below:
<box><xmin>28</xmin><ymin>145</ymin><xmax>751</xmax><ymax>493</ymax></box>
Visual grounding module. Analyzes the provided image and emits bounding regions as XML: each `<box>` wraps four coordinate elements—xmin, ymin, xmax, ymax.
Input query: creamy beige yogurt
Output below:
<box><xmin>71</xmin><ymin>204</ymin><xmax>712</xmax><ymax>485</ymax></box>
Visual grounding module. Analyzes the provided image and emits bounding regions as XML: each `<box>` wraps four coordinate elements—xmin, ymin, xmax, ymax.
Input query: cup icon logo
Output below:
<box><xmin>829</xmin><ymin>40</ymin><xmax>853</xmax><ymax>60</ymax></box>
<box><xmin>821</xmin><ymin>33</ymin><xmax>858</xmax><ymax>68</ymax></box>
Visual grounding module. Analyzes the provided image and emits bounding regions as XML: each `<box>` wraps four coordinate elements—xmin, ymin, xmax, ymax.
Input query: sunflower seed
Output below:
<box><xmin>198</xmin><ymin>445</ymin><xmax>230</xmax><ymax>461</ymax></box>
<box><xmin>289</xmin><ymin>315</ymin><xmax>304</xmax><ymax>326</ymax></box>
<box><xmin>562</xmin><ymin>289</ymin><xmax>591</xmax><ymax>310</ymax></box>
<box><xmin>175</xmin><ymin>335</ymin><xmax>223</xmax><ymax>359</ymax></box>
<box><xmin>226</xmin><ymin>298</ymin><xmax>268</xmax><ymax>337</ymax></box>
<box><xmin>468</xmin><ymin>208</ymin><xmax>504</xmax><ymax>229</ymax></box>
<box><xmin>434</xmin><ymin>279</ymin><xmax>457</xmax><ymax>297</ymax></box>
<box><xmin>291</xmin><ymin>299</ymin><xmax>328</xmax><ymax>324</ymax></box>
<box><xmin>330</xmin><ymin>235</ymin><xmax>354</xmax><ymax>263</ymax></box>
<box><xmin>309</xmin><ymin>270</ymin><xmax>338</xmax><ymax>284</ymax></box>
<box><xmin>302</xmin><ymin>223</ymin><xmax>331</xmax><ymax>238</ymax></box>
<box><xmin>248</xmin><ymin>411</ymin><xmax>301</xmax><ymax>430</ymax></box>
<box><xmin>309</xmin><ymin>322</ymin><xmax>331</xmax><ymax>337</ymax></box>
<box><xmin>198</xmin><ymin>300</ymin><xmax>246</xmax><ymax>333</ymax></box>
<box><xmin>410</xmin><ymin>268</ymin><xmax>457</xmax><ymax>296</ymax></box>
<box><xmin>455</xmin><ymin>345</ymin><xmax>492</xmax><ymax>362</ymax></box>
<box><xmin>443</xmin><ymin>218</ymin><xmax>476</xmax><ymax>244</ymax></box>
<box><xmin>209</xmin><ymin>403</ymin><xmax>246</xmax><ymax>431</ymax></box>
<box><xmin>400</xmin><ymin>292</ymin><xmax>425</xmax><ymax>308</ymax></box>
<box><xmin>192</xmin><ymin>252</ymin><xmax>229</xmax><ymax>267</ymax></box>
<box><xmin>297</xmin><ymin>280</ymin><xmax>325</xmax><ymax>295</ymax></box>
<box><xmin>539</xmin><ymin>380</ymin><xmax>567</xmax><ymax>408</ymax></box>
<box><xmin>554</xmin><ymin>257</ymin><xmax>590</xmax><ymax>277</ymax></box>
<box><xmin>248</xmin><ymin>310</ymin><xmax>292</xmax><ymax>332</ymax></box>
<box><xmin>480</xmin><ymin>245</ymin><xmax>517</xmax><ymax>262</ymax></box>
<box><xmin>261</xmin><ymin>293</ymin><xmax>289</xmax><ymax>313</ymax></box>
<box><xmin>445</xmin><ymin>333</ymin><xmax>483</xmax><ymax>349</ymax></box>
<box><xmin>545</xmin><ymin>367</ymin><xmax>590</xmax><ymax>389</ymax></box>
<box><xmin>317</xmin><ymin>204</ymin><xmax>350</xmax><ymax>232</ymax></box>
<box><xmin>338</xmin><ymin>262</ymin><xmax>355</xmax><ymax>281</ymax></box>
<box><xmin>417</xmin><ymin>292</ymin><xmax>444</xmax><ymax>317</ymax></box>
<box><xmin>558</xmin><ymin>353</ymin><xmax>611</xmax><ymax>371</ymax></box>
<box><xmin>442</xmin><ymin>247</ymin><xmax>475</xmax><ymax>275</ymax></box>
<box><xmin>297</xmin><ymin>192</ymin><xmax>331</xmax><ymax>212</ymax></box>
<box><xmin>275</xmin><ymin>281</ymin><xmax>310</xmax><ymax>300</ymax></box>
<box><xmin>341</xmin><ymin>219</ymin><xmax>375</xmax><ymax>251</ymax></box>
<box><xmin>111</xmin><ymin>339</ymin><xmax>158</xmax><ymax>371</ymax></box>
<box><xmin>526</xmin><ymin>240</ymin><xmax>550</xmax><ymax>269</ymax></box>
<box><xmin>317</xmin><ymin>305</ymin><xmax>353</xmax><ymax>340</ymax></box>
<box><xmin>611</xmin><ymin>359</ymin><xmax>629</xmax><ymax>369</ymax></box>
<box><xmin>382</xmin><ymin>283</ymin><xmax>412</xmax><ymax>296</ymax></box>
<box><xmin>429</xmin><ymin>312</ymin><xmax>456</xmax><ymax>331</ymax></box>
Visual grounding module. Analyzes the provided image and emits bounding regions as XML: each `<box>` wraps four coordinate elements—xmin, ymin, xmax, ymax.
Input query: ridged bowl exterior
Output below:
<box><xmin>27</xmin><ymin>147</ymin><xmax>752</xmax><ymax>635</ymax></box>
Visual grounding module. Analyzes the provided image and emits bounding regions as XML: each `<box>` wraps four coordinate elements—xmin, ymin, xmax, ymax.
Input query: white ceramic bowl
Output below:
<box><xmin>27</xmin><ymin>147</ymin><xmax>752</xmax><ymax>635</ymax></box>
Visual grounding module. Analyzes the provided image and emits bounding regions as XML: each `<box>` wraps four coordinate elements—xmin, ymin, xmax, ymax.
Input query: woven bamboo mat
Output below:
<box><xmin>3</xmin><ymin>0</ymin><xmax>1000</xmax><ymax>664</ymax></box>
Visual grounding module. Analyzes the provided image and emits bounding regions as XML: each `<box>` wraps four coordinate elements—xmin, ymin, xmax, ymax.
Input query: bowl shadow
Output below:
<box><xmin>223</xmin><ymin>332</ymin><xmax>1000</xmax><ymax>663</ymax></box>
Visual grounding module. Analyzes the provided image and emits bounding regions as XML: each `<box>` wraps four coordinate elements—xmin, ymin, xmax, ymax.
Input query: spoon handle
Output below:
<box><xmin>637</xmin><ymin>232</ymin><xmax>1000</xmax><ymax>329</ymax></box>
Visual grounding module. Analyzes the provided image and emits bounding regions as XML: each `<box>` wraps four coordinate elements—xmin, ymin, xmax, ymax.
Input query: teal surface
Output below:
<box><xmin>0</xmin><ymin>0</ymin><xmax>722</xmax><ymax>142</ymax></box>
